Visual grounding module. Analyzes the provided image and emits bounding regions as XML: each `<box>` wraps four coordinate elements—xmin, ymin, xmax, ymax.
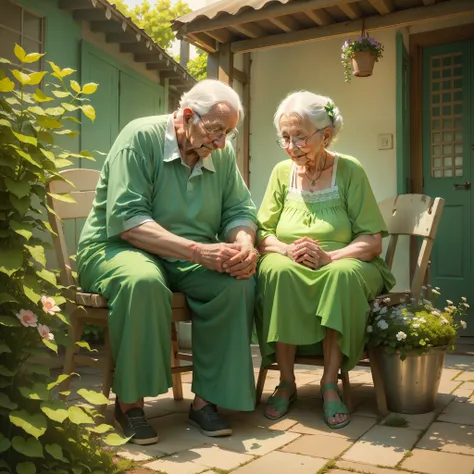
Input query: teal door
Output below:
<box><xmin>422</xmin><ymin>40</ymin><xmax>474</xmax><ymax>335</ymax></box>
<box><xmin>81</xmin><ymin>50</ymin><xmax>120</xmax><ymax>171</ymax></box>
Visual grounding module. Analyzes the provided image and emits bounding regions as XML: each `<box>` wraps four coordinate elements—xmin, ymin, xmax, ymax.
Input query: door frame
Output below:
<box><xmin>409</xmin><ymin>23</ymin><xmax>474</xmax><ymax>279</ymax></box>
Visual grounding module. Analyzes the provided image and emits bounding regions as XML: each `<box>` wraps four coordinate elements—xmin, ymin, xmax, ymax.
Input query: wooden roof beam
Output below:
<box><xmin>73</xmin><ymin>8</ymin><xmax>110</xmax><ymax>21</ymax></box>
<box><xmin>231</xmin><ymin>22</ymin><xmax>267</xmax><ymax>38</ymax></box>
<box><xmin>147</xmin><ymin>61</ymin><xmax>174</xmax><ymax>71</ymax></box>
<box><xmin>304</xmin><ymin>9</ymin><xmax>334</xmax><ymax>26</ymax></box>
<box><xmin>106</xmin><ymin>32</ymin><xmax>138</xmax><ymax>43</ymax></box>
<box><xmin>58</xmin><ymin>0</ymin><xmax>97</xmax><ymax>9</ymax></box>
<box><xmin>269</xmin><ymin>15</ymin><xmax>300</xmax><ymax>33</ymax></box>
<box><xmin>90</xmin><ymin>20</ymin><xmax>124</xmax><ymax>33</ymax></box>
<box><xmin>368</xmin><ymin>0</ymin><xmax>395</xmax><ymax>15</ymax></box>
<box><xmin>231</xmin><ymin>0</ymin><xmax>474</xmax><ymax>53</ymax></box>
<box><xmin>206</xmin><ymin>28</ymin><xmax>234</xmax><ymax>43</ymax></box>
<box><xmin>339</xmin><ymin>2</ymin><xmax>362</xmax><ymax>20</ymax></box>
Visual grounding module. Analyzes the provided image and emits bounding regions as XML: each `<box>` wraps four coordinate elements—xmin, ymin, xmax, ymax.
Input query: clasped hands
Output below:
<box><xmin>192</xmin><ymin>242</ymin><xmax>258</xmax><ymax>279</ymax></box>
<box><xmin>286</xmin><ymin>236</ymin><xmax>332</xmax><ymax>270</ymax></box>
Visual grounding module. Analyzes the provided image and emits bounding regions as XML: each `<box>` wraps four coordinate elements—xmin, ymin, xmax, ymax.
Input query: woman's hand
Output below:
<box><xmin>292</xmin><ymin>237</ymin><xmax>321</xmax><ymax>269</ymax></box>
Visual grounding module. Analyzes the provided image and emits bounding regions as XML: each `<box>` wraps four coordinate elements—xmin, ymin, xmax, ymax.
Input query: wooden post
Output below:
<box><xmin>179</xmin><ymin>40</ymin><xmax>190</xmax><ymax>68</ymax></box>
<box><xmin>218</xmin><ymin>42</ymin><xmax>233</xmax><ymax>86</ymax></box>
<box><xmin>207</xmin><ymin>52</ymin><xmax>219</xmax><ymax>79</ymax></box>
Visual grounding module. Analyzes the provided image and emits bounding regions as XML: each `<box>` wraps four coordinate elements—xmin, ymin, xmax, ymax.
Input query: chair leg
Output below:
<box><xmin>256</xmin><ymin>365</ymin><xmax>268</xmax><ymax>405</ymax></box>
<box><xmin>102</xmin><ymin>330</ymin><xmax>114</xmax><ymax>398</ymax></box>
<box><xmin>60</xmin><ymin>317</ymin><xmax>83</xmax><ymax>399</ymax></box>
<box><xmin>171</xmin><ymin>323</ymin><xmax>184</xmax><ymax>401</ymax></box>
<box><xmin>340</xmin><ymin>370</ymin><xmax>353</xmax><ymax>413</ymax></box>
<box><xmin>368</xmin><ymin>348</ymin><xmax>389</xmax><ymax>416</ymax></box>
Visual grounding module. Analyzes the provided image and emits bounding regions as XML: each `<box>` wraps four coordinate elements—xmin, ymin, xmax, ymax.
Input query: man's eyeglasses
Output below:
<box><xmin>276</xmin><ymin>128</ymin><xmax>321</xmax><ymax>149</ymax></box>
<box><xmin>195</xmin><ymin>112</ymin><xmax>238</xmax><ymax>141</ymax></box>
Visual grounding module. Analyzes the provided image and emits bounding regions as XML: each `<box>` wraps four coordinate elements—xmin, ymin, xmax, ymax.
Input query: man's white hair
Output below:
<box><xmin>178</xmin><ymin>79</ymin><xmax>244</xmax><ymax>123</ymax></box>
<box><xmin>273</xmin><ymin>91</ymin><xmax>343</xmax><ymax>145</ymax></box>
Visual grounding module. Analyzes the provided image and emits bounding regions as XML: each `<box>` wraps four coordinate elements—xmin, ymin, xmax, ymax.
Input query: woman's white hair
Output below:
<box><xmin>274</xmin><ymin>91</ymin><xmax>343</xmax><ymax>145</ymax></box>
<box><xmin>178</xmin><ymin>79</ymin><xmax>244</xmax><ymax>123</ymax></box>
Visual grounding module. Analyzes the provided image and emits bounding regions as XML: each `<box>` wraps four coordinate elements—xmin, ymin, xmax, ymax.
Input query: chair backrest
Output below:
<box><xmin>378</xmin><ymin>194</ymin><xmax>445</xmax><ymax>299</ymax></box>
<box><xmin>47</xmin><ymin>168</ymin><xmax>100</xmax><ymax>288</ymax></box>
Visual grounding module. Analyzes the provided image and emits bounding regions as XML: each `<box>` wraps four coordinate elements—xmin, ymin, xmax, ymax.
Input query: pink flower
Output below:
<box><xmin>40</xmin><ymin>295</ymin><xmax>60</xmax><ymax>315</ymax></box>
<box><xmin>16</xmin><ymin>309</ymin><xmax>38</xmax><ymax>328</ymax></box>
<box><xmin>113</xmin><ymin>457</ymin><xmax>119</xmax><ymax>464</ymax></box>
<box><xmin>37</xmin><ymin>323</ymin><xmax>54</xmax><ymax>341</ymax></box>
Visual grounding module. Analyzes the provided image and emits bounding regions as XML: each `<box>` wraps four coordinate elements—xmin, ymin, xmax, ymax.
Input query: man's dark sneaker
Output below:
<box><xmin>188</xmin><ymin>403</ymin><xmax>232</xmax><ymax>437</ymax></box>
<box><xmin>114</xmin><ymin>400</ymin><xmax>159</xmax><ymax>445</ymax></box>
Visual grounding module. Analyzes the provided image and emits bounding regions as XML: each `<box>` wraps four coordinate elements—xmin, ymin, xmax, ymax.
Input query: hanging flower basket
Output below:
<box><xmin>341</xmin><ymin>35</ymin><xmax>384</xmax><ymax>83</ymax></box>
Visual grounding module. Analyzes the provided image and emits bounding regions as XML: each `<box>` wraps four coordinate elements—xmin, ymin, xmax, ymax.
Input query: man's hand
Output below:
<box><xmin>292</xmin><ymin>237</ymin><xmax>322</xmax><ymax>269</ymax></box>
<box><xmin>192</xmin><ymin>243</ymin><xmax>241</xmax><ymax>273</ymax></box>
<box><xmin>222</xmin><ymin>243</ymin><xmax>259</xmax><ymax>279</ymax></box>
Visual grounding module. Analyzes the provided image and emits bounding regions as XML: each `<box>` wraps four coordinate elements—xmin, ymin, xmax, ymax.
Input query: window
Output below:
<box><xmin>0</xmin><ymin>0</ymin><xmax>44</xmax><ymax>71</ymax></box>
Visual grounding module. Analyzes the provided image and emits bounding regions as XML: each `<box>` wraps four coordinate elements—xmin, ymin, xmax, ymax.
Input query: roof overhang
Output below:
<box><xmin>172</xmin><ymin>0</ymin><xmax>474</xmax><ymax>54</ymax></box>
<box><xmin>59</xmin><ymin>0</ymin><xmax>196</xmax><ymax>92</ymax></box>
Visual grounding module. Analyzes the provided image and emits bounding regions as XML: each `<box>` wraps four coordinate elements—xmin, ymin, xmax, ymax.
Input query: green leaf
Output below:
<box><xmin>42</xmin><ymin>338</ymin><xmax>58</xmax><ymax>354</ymax></box>
<box><xmin>55</xmin><ymin>159</ymin><xmax>73</xmax><ymax>169</ymax></box>
<box><xmin>28</xmin><ymin>105</ymin><xmax>46</xmax><ymax>116</ymax></box>
<box><xmin>27</xmin><ymin>71</ymin><xmax>46</xmax><ymax>85</ymax></box>
<box><xmin>61</xmin><ymin>102</ymin><xmax>78</xmax><ymax>112</ymax></box>
<box><xmin>0</xmin><ymin>365</ymin><xmax>15</xmax><ymax>376</ymax></box>
<box><xmin>75</xmin><ymin>341</ymin><xmax>98</xmax><ymax>352</ymax></box>
<box><xmin>82</xmin><ymin>83</ymin><xmax>98</xmax><ymax>95</ymax></box>
<box><xmin>0</xmin><ymin>433</ymin><xmax>11</xmax><ymax>454</ymax></box>
<box><xmin>63</xmin><ymin>116</ymin><xmax>81</xmax><ymax>124</ymax></box>
<box><xmin>70</xmin><ymin>80</ymin><xmax>81</xmax><ymax>94</ymax></box>
<box><xmin>12</xmin><ymin>131</ymin><xmax>37</xmax><ymax>147</ymax></box>
<box><xmin>0</xmin><ymin>293</ymin><xmax>17</xmax><ymax>305</ymax></box>
<box><xmin>48</xmin><ymin>192</ymin><xmax>76</xmax><ymax>203</ymax></box>
<box><xmin>9</xmin><ymin>410</ymin><xmax>47</xmax><ymax>439</ymax></box>
<box><xmin>5</xmin><ymin>177</ymin><xmax>30</xmax><ymax>199</ymax></box>
<box><xmin>22</xmin><ymin>274</ymin><xmax>42</xmax><ymax>304</ymax></box>
<box><xmin>24</xmin><ymin>52</ymin><xmax>45</xmax><ymax>64</ymax></box>
<box><xmin>37</xmin><ymin>116</ymin><xmax>62</xmax><ymax>129</ymax></box>
<box><xmin>0</xmin><ymin>118</ymin><xmax>12</xmax><ymax>127</ymax></box>
<box><xmin>0</xmin><ymin>248</ymin><xmax>23</xmax><ymax>276</ymax></box>
<box><xmin>81</xmin><ymin>105</ymin><xmax>96</xmax><ymax>122</ymax></box>
<box><xmin>36</xmin><ymin>268</ymin><xmax>57</xmax><ymax>286</ymax></box>
<box><xmin>23</xmin><ymin>363</ymin><xmax>50</xmax><ymax>377</ymax></box>
<box><xmin>24</xmin><ymin>245</ymin><xmax>46</xmax><ymax>267</ymax></box>
<box><xmin>0</xmin><ymin>392</ymin><xmax>17</xmax><ymax>410</ymax></box>
<box><xmin>40</xmin><ymin>148</ymin><xmax>55</xmax><ymax>161</ymax></box>
<box><xmin>12</xmin><ymin>436</ymin><xmax>44</xmax><ymax>458</ymax></box>
<box><xmin>77</xmin><ymin>389</ymin><xmax>109</xmax><ymax>406</ymax></box>
<box><xmin>41</xmin><ymin>220</ymin><xmax>57</xmax><ymax>235</ymax></box>
<box><xmin>103</xmin><ymin>432</ymin><xmax>130</xmax><ymax>447</ymax></box>
<box><xmin>44</xmin><ymin>106</ymin><xmax>65</xmax><ymax>116</ymax></box>
<box><xmin>47</xmin><ymin>373</ymin><xmax>76</xmax><ymax>390</ymax></box>
<box><xmin>16</xmin><ymin>462</ymin><xmax>36</xmax><ymax>474</ymax></box>
<box><xmin>59</xmin><ymin>67</ymin><xmax>75</xmax><ymax>78</ymax></box>
<box><xmin>34</xmin><ymin>89</ymin><xmax>53</xmax><ymax>102</ymax></box>
<box><xmin>10</xmin><ymin>220</ymin><xmax>33</xmax><ymax>240</ymax></box>
<box><xmin>45</xmin><ymin>443</ymin><xmax>68</xmax><ymax>463</ymax></box>
<box><xmin>68</xmin><ymin>406</ymin><xmax>94</xmax><ymax>425</ymax></box>
<box><xmin>14</xmin><ymin>44</ymin><xmax>26</xmax><ymax>62</ymax></box>
<box><xmin>86</xmin><ymin>423</ymin><xmax>114</xmax><ymax>434</ymax></box>
<box><xmin>10</xmin><ymin>146</ymin><xmax>42</xmax><ymax>168</ymax></box>
<box><xmin>19</xmin><ymin>383</ymin><xmax>50</xmax><ymax>401</ymax></box>
<box><xmin>10</xmin><ymin>195</ymin><xmax>30</xmax><ymax>215</ymax></box>
<box><xmin>12</xmin><ymin>70</ymin><xmax>31</xmax><ymax>86</ymax></box>
<box><xmin>0</xmin><ymin>315</ymin><xmax>21</xmax><ymax>327</ymax></box>
<box><xmin>0</xmin><ymin>77</ymin><xmax>15</xmax><ymax>92</ymax></box>
<box><xmin>0</xmin><ymin>341</ymin><xmax>11</xmax><ymax>355</ymax></box>
<box><xmin>40</xmin><ymin>400</ymin><xmax>68</xmax><ymax>423</ymax></box>
<box><xmin>52</xmin><ymin>90</ymin><xmax>70</xmax><ymax>99</ymax></box>
<box><xmin>55</xmin><ymin>129</ymin><xmax>78</xmax><ymax>137</ymax></box>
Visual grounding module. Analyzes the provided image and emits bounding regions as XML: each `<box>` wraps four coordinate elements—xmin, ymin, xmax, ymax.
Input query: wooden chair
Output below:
<box><xmin>47</xmin><ymin>168</ymin><xmax>193</xmax><ymax>406</ymax></box>
<box><xmin>255</xmin><ymin>194</ymin><xmax>445</xmax><ymax>416</ymax></box>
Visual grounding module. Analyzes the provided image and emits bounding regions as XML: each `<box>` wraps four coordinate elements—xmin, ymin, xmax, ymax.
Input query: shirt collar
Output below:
<box><xmin>163</xmin><ymin>114</ymin><xmax>215</xmax><ymax>172</ymax></box>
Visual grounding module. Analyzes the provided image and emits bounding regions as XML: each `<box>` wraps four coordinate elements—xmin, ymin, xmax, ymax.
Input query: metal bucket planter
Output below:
<box><xmin>352</xmin><ymin>51</ymin><xmax>376</xmax><ymax>77</ymax></box>
<box><xmin>374</xmin><ymin>345</ymin><xmax>447</xmax><ymax>414</ymax></box>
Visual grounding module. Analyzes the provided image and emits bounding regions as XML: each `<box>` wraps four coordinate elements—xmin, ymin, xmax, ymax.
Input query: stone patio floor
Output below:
<box><xmin>69</xmin><ymin>349</ymin><xmax>474</xmax><ymax>474</ymax></box>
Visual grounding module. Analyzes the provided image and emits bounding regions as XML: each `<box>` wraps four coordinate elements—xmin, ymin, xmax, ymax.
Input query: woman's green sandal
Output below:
<box><xmin>321</xmin><ymin>382</ymin><xmax>350</xmax><ymax>429</ymax></box>
<box><xmin>264</xmin><ymin>381</ymin><xmax>297</xmax><ymax>420</ymax></box>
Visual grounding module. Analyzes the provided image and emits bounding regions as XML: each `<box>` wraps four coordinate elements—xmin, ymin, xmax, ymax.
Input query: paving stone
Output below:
<box><xmin>290</xmin><ymin>414</ymin><xmax>376</xmax><ymax>440</ymax></box>
<box><xmin>143</xmin><ymin>455</ymin><xmax>206</xmax><ymax>474</ymax></box>
<box><xmin>282</xmin><ymin>433</ymin><xmax>353</xmax><ymax>459</ymax></box>
<box><xmin>342</xmin><ymin>425</ymin><xmax>421</xmax><ymax>467</ymax></box>
<box><xmin>117</xmin><ymin>444</ymin><xmax>156</xmax><ymax>462</ymax></box>
<box><xmin>453</xmin><ymin>387</ymin><xmax>474</xmax><ymax>401</ymax></box>
<box><xmin>382</xmin><ymin>411</ymin><xmax>436</xmax><ymax>431</ymax></box>
<box><xmin>416</xmin><ymin>421</ymin><xmax>474</xmax><ymax>456</ymax></box>
<box><xmin>440</xmin><ymin>368</ymin><xmax>464</xmax><ymax>381</ymax></box>
<box><xmin>461</xmin><ymin>382</ymin><xmax>474</xmax><ymax>390</ymax></box>
<box><xmin>209</xmin><ymin>421</ymin><xmax>301</xmax><ymax>455</ymax></box>
<box><xmin>125</xmin><ymin>469</ymin><xmax>155</xmax><ymax>474</ymax></box>
<box><xmin>401</xmin><ymin>448</ymin><xmax>474</xmax><ymax>474</ymax></box>
<box><xmin>336</xmin><ymin>460</ymin><xmax>412</xmax><ymax>474</ymax></box>
<box><xmin>232</xmin><ymin>451</ymin><xmax>327</xmax><ymax>474</ymax></box>
<box><xmin>187</xmin><ymin>445</ymin><xmax>254</xmax><ymax>470</ymax></box>
<box><xmin>437</xmin><ymin>379</ymin><xmax>462</xmax><ymax>394</ymax></box>
<box><xmin>454</xmin><ymin>371</ymin><xmax>474</xmax><ymax>382</ymax></box>
<box><xmin>438</xmin><ymin>400</ymin><xmax>474</xmax><ymax>425</ymax></box>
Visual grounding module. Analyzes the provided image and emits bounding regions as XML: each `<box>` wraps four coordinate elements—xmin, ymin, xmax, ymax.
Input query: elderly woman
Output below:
<box><xmin>255</xmin><ymin>91</ymin><xmax>395</xmax><ymax>429</ymax></box>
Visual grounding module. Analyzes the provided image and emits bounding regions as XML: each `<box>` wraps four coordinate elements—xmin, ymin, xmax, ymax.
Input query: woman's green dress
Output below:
<box><xmin>256</xmin><ymin>154</ymin><xmax>396</xmax><ymax>371</ymax></box>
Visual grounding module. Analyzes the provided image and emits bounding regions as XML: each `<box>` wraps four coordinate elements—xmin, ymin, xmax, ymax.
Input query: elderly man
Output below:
<box><xmin>77</xmin><ymin>79</ymin><xmax>258</xmax><ymax>445</ymax></box>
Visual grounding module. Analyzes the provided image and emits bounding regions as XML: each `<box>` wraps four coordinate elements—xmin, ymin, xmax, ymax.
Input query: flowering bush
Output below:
<box><xmin>341</xmin><ymin>36</ymin><xmax>384</xmax><ymax>83</ymax></box>
<box><xmin>0</xmin><ymin>45</ymin><xmax>130</xmax><ymax>473</ymax></box>
<box><xmin>366</xmin><ymin>287</ymin><xmax>468</xmax><ymax>361</ymax></box>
